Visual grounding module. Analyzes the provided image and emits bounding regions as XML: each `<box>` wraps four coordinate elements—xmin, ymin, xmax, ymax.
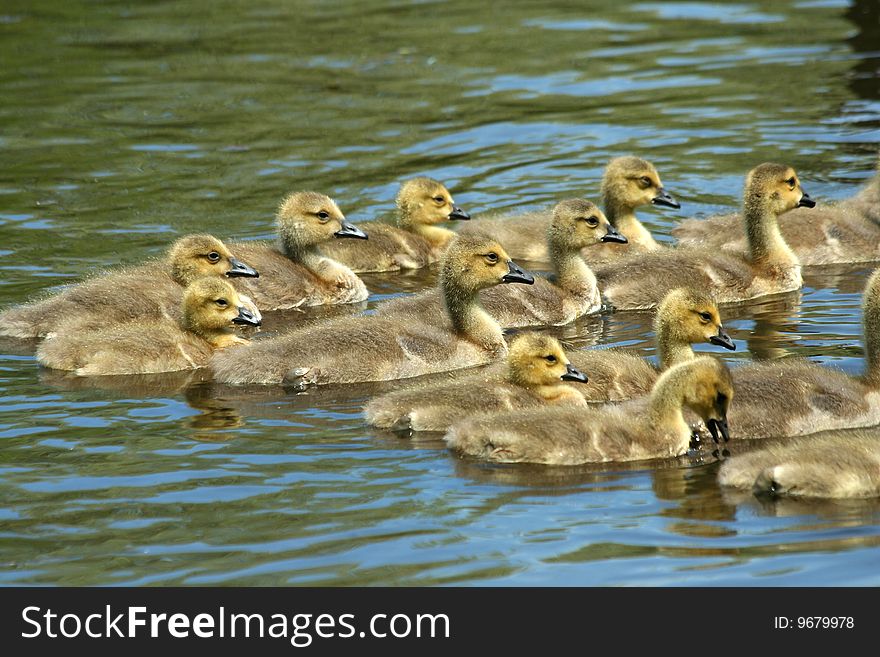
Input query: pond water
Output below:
<box><xmin>1</xmin><ymin>0</ymin><xmax>880</xmax><ymax>586</ymax></box>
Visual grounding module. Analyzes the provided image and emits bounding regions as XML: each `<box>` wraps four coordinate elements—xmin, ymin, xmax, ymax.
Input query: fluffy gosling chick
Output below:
<box><xmin>230</xmin><ymin>191</ymin><xmax>369</xmax><ymax>310</ymax></box>
<box><xmin>37</xmin><ymin>278</ymin><xmax>260</xmax><ymax>376</ymax></box>
<box><xmin>319</xmin><ymin>177</ymin><xmax>469</xmax><ymax>272</ymax></box>
<box><xmin>364</xmin><ymin>332</ymin><xmax>587</xmax><ymax>432</ymax></box>
<box><xmin>445</xmin><ymin>356</ymin><xmax>733</xmax><ymax>465</ymax></box>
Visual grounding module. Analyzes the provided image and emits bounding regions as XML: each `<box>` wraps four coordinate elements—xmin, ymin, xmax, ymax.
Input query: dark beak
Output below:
<box><xmin>232</xmin><ymin>306</ymin><xmax>261</xmax><ymax>327</ymax></box>
<box><xmin>600</xmin><ymin>225</ymin><xmax>628</xmax><ymax>244</ymax></box>
<box><xmin>448</xmin><ymin>206</ymin><xmax>470</xmax><ymax>221</ymax></box>
<box><xmin>797</xmin><ymin>190</ymin><xmax>816</xmax><ymax>208</ymax></box>
<box><xmin>561</xmin><ymin>363</ymin><xmax>588</xmax><ymax>383</ymax></box>
<box><xmin>706</xmin><ymin>417</ymin><xmax>730</xmax><ymax>444</ymax></box>
<box><xmin>334</xmin><ymin>221</ymin><xmax>368</xmax><ymax>240</ymax></box>
<box><xmin>501</xmin><ymin>260</ymin><xmax>534</xmax><ymax>285</ymax></box>
<box><xmin>709</xmin><ymin>328</ymin><xmax>736</xmax><ymax>351</ymax></box>
<box><xmin>226</xmin><ymin>257</ymin><xmax>259</xmax><ymax>278</ymax></box>
<box><xmin>652</xmin><ymin>188</ymin><xmax>680</xmax><ymax>209</ymax></box>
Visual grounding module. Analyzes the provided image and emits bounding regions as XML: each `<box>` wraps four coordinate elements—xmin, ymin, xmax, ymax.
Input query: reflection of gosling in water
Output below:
<box><xmin>571</xmin><ymin>287</ymin><xmax>735</xmax><ymax>401</ymax></box>
<box><xmin>210</xmin><ymin>235</ymin><xmax>534</xmax><ymax>387</ymax></box>
<box><xmin>384</xmin><ymin>198</ymin><xmax>625</xmax><ymax>327</ymax></box>
<box><xmin>445</xmin><ymin>356</ymin><xmax>733</xmax><ymax>465</ymax></box>
<box><xmin>674</xmin><ymin>152</ymin><xmax>880</xmax><ymax>265</ymax></box>
<box><xmin>461</xmin><ymin>156</ymin><xmax>678</xmax><ymax>263</ymax></box>
<box><xmin>0</xmin><ymin>234</ymin><xmax>259</xmax><ymax>339</ymax></box>
<box><xmin>718</xmin><ymin>430</ymin><xmax>880</xmax><ymax>498</ymax></box>
<box><xmin>364</xmin><ymin>332</ymin><xmax>587</xmax><ymax>433</ymax></box>
<box><xmin>230</xmin><ymin>191</ymin><xmax>369</xmax><ymax>310</ymax></box>
<box><xmin>37</xmin><ymin>278</ymin><xmax>260</xmax><ymax>376</ymax></box>
<box><xmin>597</xmin><ymin>163</ymin><xmax>815</xmax><ymax>310</ymax></box>
<box><xmin>319</xmin><ymin>177</ymin><xmax>469</xmax><ymax>272</ymax></box>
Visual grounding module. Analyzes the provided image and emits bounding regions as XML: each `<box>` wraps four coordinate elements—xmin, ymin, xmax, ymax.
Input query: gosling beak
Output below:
<box><xmin>232</xmin><ymin>306</ymin><xmax>262</xmax><ymax>327</ymax></box>
<box><xmin>709</xmin><ymin>328</ymin><xmax>736</xmax><ymax>351</ymax></box>
<box><xmin>560</xmin><ymin>363</ymin><xmax>588</xmax><ymax>383</ymax></box>
<box><xmin>334</xmin><ymin>221</ymin><xmax>368</xmax><ymax>240</ymax></box>
<box><xmin>706</xmin><ymin>417</ymin><xmax>730</xmax><ymax>444</ymax></box>
<box><xmin>600</xmin><ymin>225</ymin><xmax>629</xmax><ymax>244</ymax></box>
<box><xmin>797</xmin><ymin>190</ymin><xmax>816</xmax><ymax>208</ymax></box>
<box><xmin>226</xmin><ymin>257</ymin><xmax>259</xmax><ymax>278</ymax></box>
<box><xmin>652</xmin><ymin>188</ymin><xmax>680</xmax><ymax>209</ymax></box>
<box><xmin>448</xmin><ymin>206</ymin><xmax>471</xmax><ymax>221</ymax></box>
<box><xmin>501</xmin><ymin>260</ymin><xmax>534</xmax><ymax>285</ymax></box>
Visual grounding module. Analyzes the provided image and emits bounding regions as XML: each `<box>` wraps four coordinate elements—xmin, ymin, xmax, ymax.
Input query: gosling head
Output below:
<box><xmin>396</xmin><ymin>177</ymin><xmax>470</xmax><ymax>228</ymax></box>
<box><xmin>547</xmin><ymin>198</ymin><xmax>628</xmax><ymax>252</ymax></box>
<box><xmin>744</xmin><ymin>163</ymin><xmax>815</xmax><ymax>216</ymax></box>
<box><xmin>656</xmin><ymin>288</ymin><xmax>735</xmax><ymax>351</ymax></box>
<box><xmin>182</xmin><ymin>278</ymin><xmax>262</xmax><ymax>337</ymax></box>
<box><xmin>678</xmin><ymin>357</ymin><xmax>734</xmax><ymax>444</ymax></box>
<box><xmin>440</xmin><ymin>234</ymin><xmax>534</xmax><ymax>294</ymax></box>
<box><xmin>507</xmin><ymin>332</ymin><xmax>588</xmax><ymax>387</ymax></box>
<box><xmin>168</xmin><ymin>235</ymin><xmax>259</xmax><ymax>286</ymax></box>
<box><xmin>602</xmin><ymin>156</ymin><xmax>680</xmax><ymax>214</ymax></box>
<box><xmin>276</xmin><ymin>191</ymin><xmax>367</xmax><ymax>254</ymax></box>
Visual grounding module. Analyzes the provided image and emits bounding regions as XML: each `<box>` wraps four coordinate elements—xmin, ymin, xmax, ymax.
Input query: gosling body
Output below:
<box><xmin>364</xmin><ymin>333</ymin><xmax>587</xmax><ymax>433</ymax></box>
<box><xmin>445</xmin><ymin>357</ymin><xmax>733</xmax><ymax>465</ymax></box>
<box><xmin>210</xmin><ymin>235</ymin><xmax>534</xmax><ymax>387</ymax></box>
<box><xmin>37</xmin><ymin>278</ymin><xmax>260</xmax><ymax>376</ymax></box>
<box><xmin>319</xmin><ymin>177</ymin><xmax>470</xmax><ymax>272</ymax></box>
<box><xmin>596</xmin><ymin>163</ymin><xmax>814</xmax><ymax>310</ymax></box>
<box><xmin>673</xmin><ymin>155</ymin><xmax>880</xmax><ymax>265</ymax></box>
<box><xmin>230</xmin><ymin>191</ymin><xmax>368</xmax><ymax>310</ymax></box>
<box><xmin>459</xmin><ymin>156</ymin><xmax>679</xmax><ymax>263</ymax></box>
<box><xmin>0</xmin><ymin>235</ymin><xmax>259</xmax><ymax>339</ymax></box>
<box><xmin>718</xmin><ymin>430</ymin><xmax>880</xmax><ymax>498</ymax></box>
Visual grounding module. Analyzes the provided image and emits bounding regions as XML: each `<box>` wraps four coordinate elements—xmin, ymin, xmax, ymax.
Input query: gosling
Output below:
<box><xmin>445</xmin><ymin>356</ymin><xmax>733</xmax><ymax>465</ymax></box>
<box><xmin>571</xmin><ymin>287</ymin><xmax>735</xmax><ymax>401</ymax></box>
<box><xmin>364</xmin><ymin>332</ymin><xmax>587</xmax><ymax>433</ymax></box>
<box><xmin>229</xmin><ymin>191</ymin><xmax>369</xmax><ymax>310</ymax></box>
<box><xmin>37</xmin><ymin>278</ymin><xmax>261</xmax><ymax>376</ymax></box>
<box><xmin>460</xmin><ymin>156</ymin><xmax>678</xmax><ymax>263</ymax></box>
<box><xmin>596</xmin><ymin>162</ymin><xmax>815</xmax><ymax>310</ymax></box>
<box><xmin>210</xmin><ymin>234</ymin><xmax>534</xmax><ymax>387</ymax></box>
<box><xmin>0</xmin><ymin>234</ymin><xmax>259</xmax><ymax>339</ymax></box>
<box><xmin>673</xmin><ymin>152</ymin><xmax>880</xmax><ymax>265</ymax></box>
<box><xmin>718</xmin><ymin>430</ymin><xmax>880</xmax><ymax>499</ymax></box>
<box><xmin>318</xmin><ymin>177</ymin><xmax>469</xmax><ymax>272</ymax></box>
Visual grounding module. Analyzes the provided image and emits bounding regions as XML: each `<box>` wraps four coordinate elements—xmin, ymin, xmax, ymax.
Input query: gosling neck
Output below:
<box><xmin>182</xmin><ymin>316</ymin><xmax>241</xmax><ymax>350</ymax></box>
<box><xmin>742</xmin><ymin>195</ymin><xmax>797</xmax><ymax>268</ymax></box>
<box><xmin>655</xmin><ymin>320</ymin><xmax>695</xmax><ymax>370</ymax></box>
<box><xmin>863</xmin><ymin>280</ymin><xmax>880</xmax><ymax>387</ymax></box>
<box><xmin>648</xmin><ymin>367</ymin><xmax>694</xmax><ymax>448</ymax></box>
<box><xmin>441</xmin><ymin>272</ymin><xmax>505</xmax><ymax>354</ymax></box>
<box><xmin>602</xmin><ymin>193</ymin><xmax>657</xmax><ymax>249</ymax></box>
<box><xmin>278</xmin><ymin>232</ymin><xmax>323</xmax><ymax>270</ymax></box>
<box><xmin>548</xmin><ymin>234</ymin><xmax>598</xmax><ymax>295</ymax></box>
<box><xmin>409</xmin><ymin>221</ymin><xmax>456</xmax><ymax>248</ymax></box>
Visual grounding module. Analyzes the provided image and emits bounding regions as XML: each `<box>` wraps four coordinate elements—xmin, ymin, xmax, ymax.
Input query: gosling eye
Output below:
<box><xmin>699</xmin><ymin>312</ymin><xmax>712</xmax><ymax>323</ymax></box>
<box><xmin>484</xmin><ymin>252</ymin><xmax>499</xmax><ymax>265</ymax></box>
<box><xmin>215</xmin><ymin>298</ymin><xmax>229</xmax><ymax>308</ymax></box>
<box><xmin>585</xmin><ymin>216</ymin><xmax>599</xmax><ymax>227</ymax></box>
<box><xmin>785</xmin><ymin>176</ymin><xmax>796</xmax><ymax>189</ymax></box>
<box><xmin>317</xmin><ymin>210</ymin><xmax>330</xmax><ymax>222</ymax></box>
<box><xmin>207</xmin><ymin>251</ymin><xmax>221</xmax><ymax>263</ymax></box>
<box><xmin>544</xmin><ymin>355</ymin><xmax>557</xmax><ymax>363</ymax></box>
<box><xmin>716</xmin><ymin>392</ymin><xmax>728</xmax><ymax>406</ymax></box>
<box><xmin>639</xmin><ymin>176</ymin><xmax>653</xmax><ymax>188</ymax></box>
<box><xmin>433</xmin><ymin>195</ymin><xmax>445</xmax><ymax>203</ymax></box>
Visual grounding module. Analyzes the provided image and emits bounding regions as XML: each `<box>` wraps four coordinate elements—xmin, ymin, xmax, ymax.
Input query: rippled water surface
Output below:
<box><xmin>2</xmin><ymin>0</ymin><xmax>880</xmax><ymax>585</ymax></box>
